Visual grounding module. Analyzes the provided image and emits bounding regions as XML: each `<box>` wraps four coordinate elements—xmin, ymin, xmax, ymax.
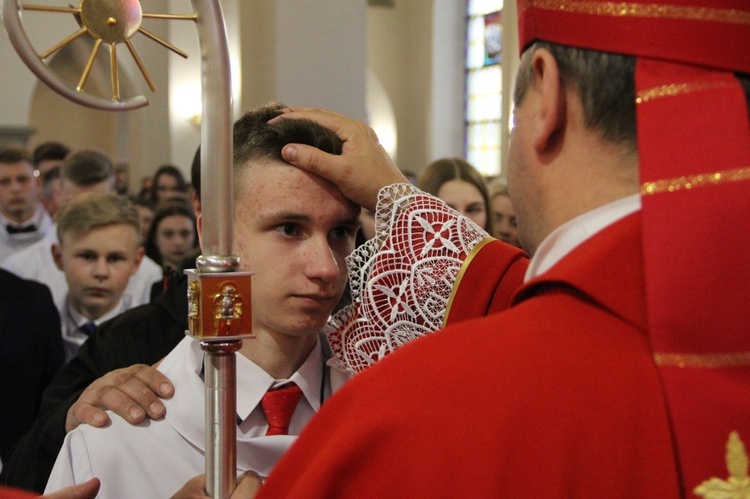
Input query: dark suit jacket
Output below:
<box><xmin>0</xmin><ymin>275</ymin><xmax>187</xmax><ymax>492</ymax></box>
<box><xmin>0</xmin><ymin>269</ymin><xmax>63</xmax><ymax>466</ymax></box>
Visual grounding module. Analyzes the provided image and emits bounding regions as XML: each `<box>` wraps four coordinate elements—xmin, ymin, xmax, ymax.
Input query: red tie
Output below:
<box><xmin>261</xmin><ymin>384</ymin><xmax>303</xmax><ymax>436</ymax></box>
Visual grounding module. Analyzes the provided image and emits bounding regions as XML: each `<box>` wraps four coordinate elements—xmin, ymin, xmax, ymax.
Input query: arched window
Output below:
<box><xmin>465</xmin><ymin>0</ymin><xmax>503</xmax><ymax>176</ymax></box>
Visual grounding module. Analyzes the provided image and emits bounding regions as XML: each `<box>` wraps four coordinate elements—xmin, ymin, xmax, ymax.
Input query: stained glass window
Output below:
<box><xmin>465</xmin><ymin>0</ymin><xmax>503</xmax><ymax>176</ymax></box>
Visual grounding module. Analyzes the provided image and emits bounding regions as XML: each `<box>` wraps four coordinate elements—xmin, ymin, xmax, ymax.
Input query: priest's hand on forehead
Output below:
<box><xmin>271</xmin><ymin>107</ymin><xmax>408</xmax><ymax>212</ymax></box>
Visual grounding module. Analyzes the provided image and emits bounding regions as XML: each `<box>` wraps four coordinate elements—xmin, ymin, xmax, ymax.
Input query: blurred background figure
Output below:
<box><xmin>137</xmin><ymin>175</ymin><xmax>153</xmax><ymax>202</ymax></box>
<box><xmin>148</xmin><ymin>165</ymin><xmax>188</xmax><ymax>205</ymax></box>
<box><xmin>0</xmin><ymin>147</ymin><xmax>53</xmax><ymax>262</ymax></box>
<box><xmin>144</xmin><ymin>199</ymin><xmax>197</xmax><ymax>272</ymax></box>
<box><xmin>488</xmin><ymin>178</ymin><xmax>522</xmax><ymax>249</ymax></box>
<box><xmin>144</xmin><ymin>199</ymin><xmax>198</xmax><ymax>300</ymax></box>
<box><xmin>31</xmin><ymin>142</ymin><xmax>70</xmax><ymax>186</ymax></box>
<box><xmin>131</xmin><ymin>197</ymin><xmax>155</xmax><ymax>242</ymax></box>
<box><xmin>39</xmin><ymin>167</ymin><xmax>62</xmax><ymax>219</ymax></box>
<box><xmin>114</xmin><ymin>162</ymin><xmax>132</xmax><ymax>197</ymax></box>
<box><xmin>418</xmin><ymin>157</ymin><xmax>493</xmax><ymax>234</ymax></box>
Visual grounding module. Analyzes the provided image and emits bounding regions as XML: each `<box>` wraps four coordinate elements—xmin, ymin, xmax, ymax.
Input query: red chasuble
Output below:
<box><xmin>260</xmin><ymin>213</ymin><xmax>683</xmax><ymax>497</ymax></box>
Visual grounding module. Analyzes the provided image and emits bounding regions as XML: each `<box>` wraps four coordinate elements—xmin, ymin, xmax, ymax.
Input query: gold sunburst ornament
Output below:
<box><xmin>22</xmin><ymin>0</ymin><xmax>195</xmax><ymax>100</ymax></box>
<box><xmin>694</xmin><ymin>431</ymin><xmax>750</xmax><ymax>498</ymax></box>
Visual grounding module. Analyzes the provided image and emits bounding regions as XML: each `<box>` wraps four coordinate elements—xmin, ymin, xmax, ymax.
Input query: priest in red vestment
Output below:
<box><xmin>244</xmin><ymin>0</ymin><xmax>750</xmax><ymax>496</ymax></box>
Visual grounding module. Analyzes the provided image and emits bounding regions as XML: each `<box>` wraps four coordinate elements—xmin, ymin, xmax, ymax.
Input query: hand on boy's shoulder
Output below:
<box><xmin>66</xmin><ymin>364</ymin><xmax>174</xmax><ymax>432</ymax></box>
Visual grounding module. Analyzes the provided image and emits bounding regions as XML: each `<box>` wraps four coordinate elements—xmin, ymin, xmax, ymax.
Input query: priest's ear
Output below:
<box><xmin>528</xmin><ymin>48</ymin><xmax>566</xmax><ymax>154</ymax></box>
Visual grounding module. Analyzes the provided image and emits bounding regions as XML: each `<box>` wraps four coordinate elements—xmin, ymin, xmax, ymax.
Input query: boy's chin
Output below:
<box><xmin>80</xmin><ymin>300</ymin><xmax>117</xmax><ymax>318</ymax></box>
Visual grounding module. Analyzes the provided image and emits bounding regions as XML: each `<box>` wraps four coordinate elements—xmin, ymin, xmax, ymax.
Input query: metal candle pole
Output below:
<box><xmin>2</xmin><ymin>1</ymin><xmax>252</xmax><ymax>497</ymax></box>
<box><xmin>186</xmin><ymin>2</ymin><xmax>253</xmax><ymax>497</ymax></box>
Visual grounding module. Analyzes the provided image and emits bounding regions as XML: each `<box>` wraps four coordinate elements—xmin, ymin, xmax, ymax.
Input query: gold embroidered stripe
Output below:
<box><xmin>655</xmin><ymin>351</ymin><xmax>750</xmax><ymax>368</ymax></box>
<box><xmin>640</xmin><ymin>166</ymin><xmax>750</xmax><ymax>196</ymax></box>
<box><xmin>636</xmin><ymin>81</ymin><xmax>738</xmax><ymax>103</ymax></box>
<box><xmin>526</xmin><ymin>0</ymin><xmax>750</xmax><ymax>26</ymax></box>
<box><xmin>442</xmin><ymin>237</ymin><xmax>496</xmax><ymax>329</ymax></box>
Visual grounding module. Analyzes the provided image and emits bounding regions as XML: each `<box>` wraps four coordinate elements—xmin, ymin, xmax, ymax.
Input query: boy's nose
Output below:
<box><xmin>92</xmin><ymin>258</ymin><xmax>110</xmax><ymax>278</ymax></box>
<box><xmin>304</xmin><ymin>238</ymin><xmax>341</xmax><ymax>283</ymax></box>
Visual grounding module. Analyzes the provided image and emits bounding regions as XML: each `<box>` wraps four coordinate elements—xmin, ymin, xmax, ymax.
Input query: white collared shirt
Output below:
<box><xmin>46</xmin><ymin>336</ymin><xmax>351</xmax><ymax>498</ymax></box>
<box><xmin>525</xmin><ymin>194</ymin><xmax>641</xmax><ymax>282</ymax></box>
<box><xmin>60</xmin><ymin>297</ymin><xmax>131</xmax><ymax>362</ymax></box>
<box><xmin>0</xmin><ymin>204</ymin><xmax>53</xmax><ymax>263</ymax></box>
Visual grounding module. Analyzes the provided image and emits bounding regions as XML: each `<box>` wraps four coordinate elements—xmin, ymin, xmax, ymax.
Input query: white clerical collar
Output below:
<box><xmin>525</xmin><ymin>194</ymin><xmax>641</xmax><ymax>282</ymax></box>
<box><xmin>0</xmin><ymin>203</ymin><xmax>45</xmax><ymax>229</ymax></box>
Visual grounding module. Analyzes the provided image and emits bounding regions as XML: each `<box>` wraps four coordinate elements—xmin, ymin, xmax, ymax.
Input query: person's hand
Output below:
<box><xmin>65</xmin><ymin>364</ymin><xmax>174</xmax><ymax>432</ymax></box>
<box><xmin>39</xmin><ymin>478</ymin><xmax>100</xmax><ymax>499</ymax></box>
<box><xmin>170</xmin><ymin>472</ymin><xmax>263</xmax><ymax>499</ymax></box>
<box><xmin>232</xmin><ymin>471</ymin><xmax>263</xmax><ymax>498</ymax></box>
<box><xmin>169</xmin><ymin>474</ymin><xmax>206</xmax><ymax>499</ymax></box>
<box><xmin>271</xmin><ymin>107</ymin><xmax>408</xmax><ymax>211</ymax></box>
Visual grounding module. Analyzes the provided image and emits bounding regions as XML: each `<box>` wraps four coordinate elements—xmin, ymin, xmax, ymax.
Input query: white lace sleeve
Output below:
<box><xmin>325</xmin><ymin>183</ymin><xmax>490</xmax><ymax>375</ymax></box>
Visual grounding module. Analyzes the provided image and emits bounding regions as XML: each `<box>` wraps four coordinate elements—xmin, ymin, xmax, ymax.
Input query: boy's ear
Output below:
<box><xmin>51</xmin><ymin>243</ymin><xmax>64</xmax><ymax>271</ymax></box>
<box><xmin>196</xmin><ymin>213</ymin><xmax>203</xmax><ymax>249</ymax></box>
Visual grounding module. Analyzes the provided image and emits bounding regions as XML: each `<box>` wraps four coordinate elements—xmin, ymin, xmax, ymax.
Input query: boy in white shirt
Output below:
<box><xmin>0</xmin><ymin>147</ymin><xmax>53</xmax><ymax>262</ymax></box>
<box><xmin>1</xmin><ymin>150</ymin><xmax>162</xmax><ymax>315</ymax></box>
<box><xmin>45</xmin><ymin>104</ymin><xmax>360</xmax><ymax>497</ymax></box>
<box><xmin>51</xmin><ymin>192</ymin><xmax>144</xmax><ymax>361</ymax></box>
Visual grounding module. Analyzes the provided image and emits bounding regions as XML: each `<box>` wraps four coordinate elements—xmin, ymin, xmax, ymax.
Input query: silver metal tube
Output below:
<box><xmin>190</xmin><ymin>3</ymin><xmax>237</xmax><ymax>497</ymax></box>
<box><xmin>202</xmin><ymin>341</ymin><xmax>241</xmax><ymax>499</ymax></box>
<box><xmin>190</xmin><ymin>0</ymin><xmax>234</xmax><ymax>258</ymax></box>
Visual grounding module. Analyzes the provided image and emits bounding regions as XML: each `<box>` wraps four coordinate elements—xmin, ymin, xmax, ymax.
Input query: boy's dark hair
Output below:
<box><xmin>192</xmin><ymin>102</ymin><xmax>344</xmax><ymax>199</ymax></box>
<box><xmin>0</xmin><ymin>146</ymin><xmax>31</xmax><ymax>165</ymax></box>
<box><xmin>61</xmin><ymin>150</ymin><xmax>115</xmax><ymax>187</ymax></box>
<box><xmin>32</xmin><ymin>142</ymin><xmax>70</xmax><ymax>167</ymax></box>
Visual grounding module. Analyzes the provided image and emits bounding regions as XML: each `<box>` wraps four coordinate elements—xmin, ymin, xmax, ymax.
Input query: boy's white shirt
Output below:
<box><xmin>46</xmin><ymin>335</ymin><xmax>351</xmax><ymax>498</ymax></box>
<box><xmin>0</xmin><ymin>204</ymin><xmax>53</xmax><ymax>263</ymax></box>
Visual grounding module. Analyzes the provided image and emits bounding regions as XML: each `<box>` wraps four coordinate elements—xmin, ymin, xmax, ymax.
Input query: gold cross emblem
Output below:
<box><xmin>694</xmin><ymin>431</ymin><xmax>750</xmax><ymax>498</ymax></box>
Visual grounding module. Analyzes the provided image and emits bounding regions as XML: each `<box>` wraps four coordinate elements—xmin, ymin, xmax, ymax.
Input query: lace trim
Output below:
<box><xmin>326</xmin><ymin>183</ymin><xmax>490</xmax><ymax>375</ymax></box>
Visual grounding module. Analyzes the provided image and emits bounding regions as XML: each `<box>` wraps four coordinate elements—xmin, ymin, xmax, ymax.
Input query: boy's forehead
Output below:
<box><xmin>61</xmin><ymin>223</ymin><xmax>140</xmax><ymax>246</ymax></box>
<box><xmin>0</xmin><ymin>161</ymin><xmax>33</xmax><ymax>175</ymax></box>
<box><xmin>236</xmin><ymin>159</ymin><xmax>358</xmax><ymax>216</ymax></box>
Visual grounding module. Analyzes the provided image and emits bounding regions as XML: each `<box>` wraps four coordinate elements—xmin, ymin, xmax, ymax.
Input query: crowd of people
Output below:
<box><xmin>0</xmin><ymin>0</ymin><xmax>748</xmax><ymax>497</ymax></box>
<box><xmin>0</xmin><ymin>142</ymin><xmax>199</xmax><ymax>474</ymax></box>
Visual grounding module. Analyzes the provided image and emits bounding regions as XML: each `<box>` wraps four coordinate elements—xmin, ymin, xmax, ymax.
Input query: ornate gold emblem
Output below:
<box><xmin>694</xmin><ymin>431</ymin><xmax>750</xmax><ymax>498</ymax></box>
<box><xmin>213</xmin><ymin>284</ymin><xmax>243</xmax><ymax>336</ymax></box>
<box><xmin>20</xmin><ymin>0</ymin><xmax>195</xmax><ymax>100</ymax></box>
<box><xmin>187</xmin><ymin>280</ymin><xmax>201</xmax><ymax>333</ymax></box>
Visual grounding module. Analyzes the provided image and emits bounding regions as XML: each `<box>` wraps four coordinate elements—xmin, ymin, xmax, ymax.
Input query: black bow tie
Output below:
<box><xmin>6</xmin><ymin>224</ymin><xmax>37</xmax><ymax>234</ymax></box>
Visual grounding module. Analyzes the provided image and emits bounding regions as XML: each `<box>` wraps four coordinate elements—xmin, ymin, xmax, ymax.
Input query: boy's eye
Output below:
<box><xmin>330</xmin><ymin>226</ymin><xmax>355</xmax><ymax>241</ymax></box>
<box><xmin>107</xmin><ymin>254</ymin><xmax>127</xmax><ymax>263</ymax></box>
<box><xmin>76</xmin><ymin>252</ymin><xmax>97</xmax><ymax>261</ymax></box>
<box><xmin>277</xmin><ymin>223</ymin><xmax>301</xmax><ymax>237</ymax></box>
